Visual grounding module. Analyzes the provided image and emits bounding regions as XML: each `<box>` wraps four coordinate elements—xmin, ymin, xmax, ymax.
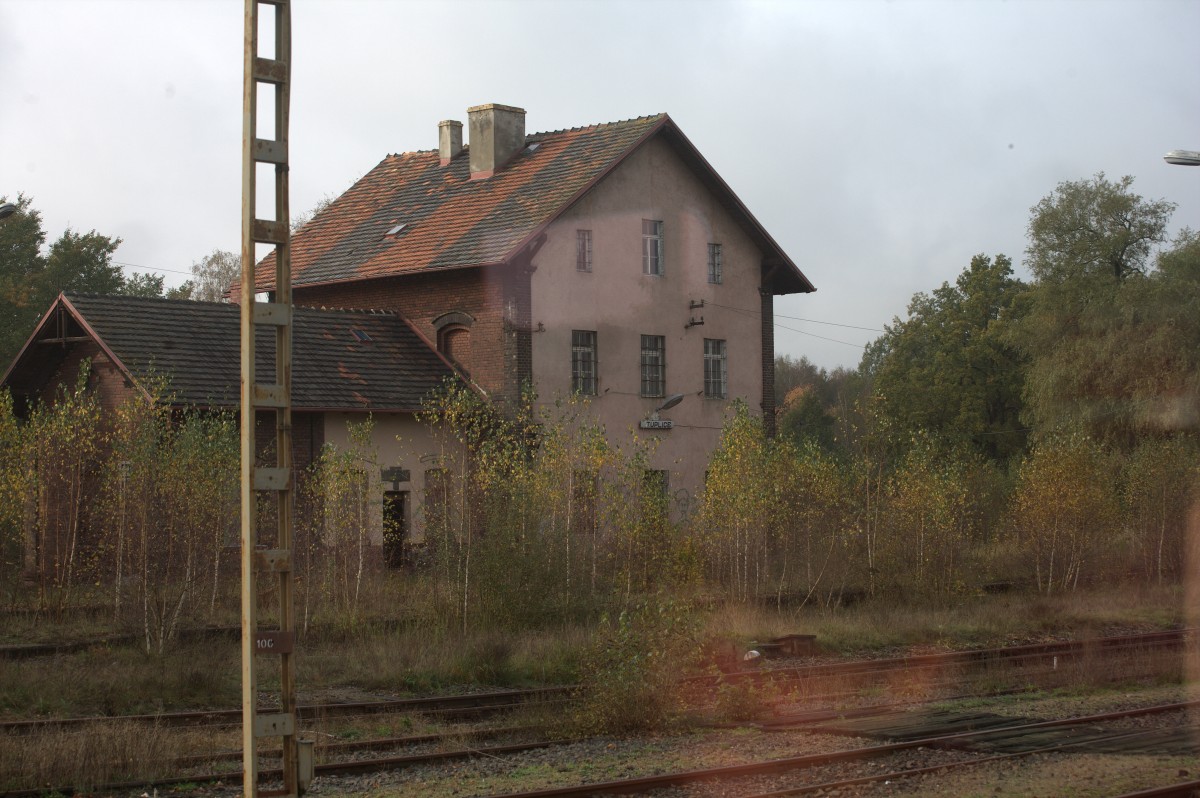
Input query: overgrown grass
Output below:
<box><xmin>0</xmin><ymin>582</ymin><xmax>1185</xmax><ymax>722</ymax></box>
<box><xmin>701</xmin><ymin>583</ymin><xmax>1186</xmax><ymax>656</ymax></box>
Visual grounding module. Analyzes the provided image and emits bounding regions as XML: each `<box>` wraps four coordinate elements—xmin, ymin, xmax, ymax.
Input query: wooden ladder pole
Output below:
<box><xmin>241</xmin><ymin>1</ymin><xmax>296</xmax><ymax>796</ymax></box>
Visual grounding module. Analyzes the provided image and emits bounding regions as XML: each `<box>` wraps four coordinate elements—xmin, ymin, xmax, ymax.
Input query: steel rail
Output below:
<box><xmin>741</xmin><ymin>723</ymin><xmax>1200</xmax><ymax>798</ymax></box>
<box><xmin>709</xmin><ymin>628</ymin><xmax>1190</xmax><ymax>685</ymax></box>
<box><xmin>0</xmin><ymin>686</ymin><xmax>571</xmax><ymax>734</ymax></box>
<box><xmin>0</xmin><ymin>738</ymin><xmax>564</xmax><ymax>798</ymax></box>
<box><xmin>2</xmin><ymin>629</ymin><xmax>1185</xmax><ymax>733</ymax></box>
<box><xmin>456</xmin><ymin>700</ymin><xmax>1200</xmax><ymax>798</ymax></box>
<box><xmin>173</xmin><ymin>723</ymin><xmax>533</xmax><ymax>766</ymax></box>
<box><xmin>5</xmin><ymin>699</ymin><xmax>1193</xmax><ymax>798</ymax></box>
<box><xmin>1110</xmin><ymin>780</ymin><xmax>1200</xmax><ymax>798</ymax></box>
<box><xmin>2</xmin><ymin>629</ymin><xmax>1185</xmax><ymax>735</ymax></box>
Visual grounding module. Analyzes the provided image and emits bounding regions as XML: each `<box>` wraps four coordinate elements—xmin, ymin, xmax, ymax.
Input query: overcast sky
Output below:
<box><xmin>2</xmin><ymin>0</ymin><xmax>1197</xmax><ymax>370</ymax></box>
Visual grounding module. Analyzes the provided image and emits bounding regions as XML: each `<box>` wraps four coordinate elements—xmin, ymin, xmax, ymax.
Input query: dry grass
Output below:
<box><xmin>700</xmin><ymin>583</ymin><xmax>1186</xmax><ymax>657</ymax></box>
<box><xmin>0</xmin><ymin>584</ymin><xmax>1184</xmax><ymax>722</ymax></box>
<box><xmin>0</xmin><ymin>720</ymin><xmax>233</xmax><ymax>791</ymax></box>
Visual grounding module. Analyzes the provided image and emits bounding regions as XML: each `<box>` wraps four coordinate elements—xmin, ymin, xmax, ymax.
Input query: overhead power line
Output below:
<box><xmin>114</xmin><ymin>260</ymin><xmax>193</xmax><ymax>277</ymax></box>
<box><xmin>774</xmin><ymin>321</ymin><xmax>866</xmax><ymax>349</ymax></box>
<box><xmin>705</xmin><ymin>300</ymin><xmax>883</xmax><ymax>333</ymax></box>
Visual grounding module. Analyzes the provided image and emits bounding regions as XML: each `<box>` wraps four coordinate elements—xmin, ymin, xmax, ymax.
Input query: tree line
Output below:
<box><xmin>764</xmin><ymin>173</ymin><xmax>1198</xmax><ymax>597</ymax></box>
<box><xmin>778</xmin><ymin>173</ymin><xmax>1197</xmax><ymax>461</ymax></box>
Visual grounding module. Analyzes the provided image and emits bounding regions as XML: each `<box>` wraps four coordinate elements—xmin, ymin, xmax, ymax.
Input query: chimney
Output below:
<box><xmin>438</xmin><ymin>120</ymin><xmax>463</xmax><ymax>166</ymax></box>
<box><xmin>467</xmin><ymin>103</ymin><xmax>526</xmax><ymax>179</ymax></box>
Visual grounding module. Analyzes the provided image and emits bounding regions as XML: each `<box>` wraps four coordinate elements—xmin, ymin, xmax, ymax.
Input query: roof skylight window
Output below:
<box><xmin>385</xmin><ymin>223</ymin><xmax>408</xmax><ymax>237</ymax></box>
<box><xmin>351</xmin><ymin>328</ymin><xmax>372</xmax><ymax>342</ymax></box>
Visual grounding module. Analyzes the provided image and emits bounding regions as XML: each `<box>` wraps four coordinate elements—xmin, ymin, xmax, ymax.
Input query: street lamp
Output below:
<box><xmin>1164</xmin><ymin>149</ymin><xmax>1200</xmax><ymax>166</ymax></box>
<box><xmin>0</xmin><ymin>203</ymin><xmax>17</xmax><ymax>220</ymax></box>
<box><xmin>640</xmin><ymin>393</ymin><xmax>685</xmax><ymax>430</ymax></box>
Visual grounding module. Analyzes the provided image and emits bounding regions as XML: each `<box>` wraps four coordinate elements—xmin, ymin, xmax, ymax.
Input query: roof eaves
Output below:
<box><xmin>286</xmin><ymin>261</ymin><xmax>499</xmax><ymax>295</ymax></box>
<box><xmin>656</xmin><ymin>120</ymin><xmax>816</xmax><ymax>295</ymax></box>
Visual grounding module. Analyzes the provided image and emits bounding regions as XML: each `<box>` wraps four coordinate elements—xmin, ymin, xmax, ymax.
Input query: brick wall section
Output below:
<box><xmin>34</xmin><ymin>342</ymin><xmax>140</xmax><ymax>416</ymax></box>
<box><xmin>503</xmin><ymin>265</ymin><xmax>535</xmax><ymax>402</ymax></box>
<box><xmin>293</xmin><ymin>264</ymin><xmax>533</xmax><ymax>408</ymax></box>
<box><xmin>760</xmin><ymin>286</ymin><xmax>776</xmax><ymax>438</ymax></box>
<box><xmin>253</xmin><ymin>409</ymin><xmax>324</xmax><ymax>475</ymax></box>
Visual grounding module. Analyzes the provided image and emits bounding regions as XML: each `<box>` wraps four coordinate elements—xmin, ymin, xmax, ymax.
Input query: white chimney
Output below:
<box><xmin>467</xmin><ymin>103</ymin><xmax>526</xmax><ymax>179</ymax></box>
<box><xmin>439</xmin><ymin>120</ymin><xmax>463</xmax><ymax>166</ymax></box>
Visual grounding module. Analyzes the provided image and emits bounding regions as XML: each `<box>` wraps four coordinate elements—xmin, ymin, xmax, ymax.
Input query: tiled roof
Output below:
<box><xmin>256</xmin><ymin>114</ymin><xmax>667</xmax><ymax>290</ymax></box>
<box><xmin>251</xmin><ymin>113</ymin><xmax>812</xmax><ymax>295</ymax></box>
<box><xmin>54</xmin><ymin>293</ymin><xmax>457</xmax><ymax>411</ymax></box>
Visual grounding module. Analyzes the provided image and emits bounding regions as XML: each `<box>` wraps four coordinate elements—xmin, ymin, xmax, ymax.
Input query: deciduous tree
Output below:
<box><xmin>171</xmin><ymin>249</ymin><xmax>240</xmax><ymax>302</ymax></box>
<box><xmin>1012</xmin><ymin>174</ymin><xmax>1196</xmax><ymax>444</ymax></box>
<box><xmin>866</xmin><ymin>254</ymin><xmax>1027</xmax><ymax>461</ymax></box>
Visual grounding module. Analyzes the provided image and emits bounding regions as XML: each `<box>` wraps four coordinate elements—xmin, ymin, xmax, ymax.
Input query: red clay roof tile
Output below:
<box><xmin>255</xmin><ymin>115</ymin><xmax>667</xmax><ymax>290</ymax></box>
<box><xmin>252</xmin><ymin>112</ymin><xmax>814</xmax><ymax>295</ymax></box>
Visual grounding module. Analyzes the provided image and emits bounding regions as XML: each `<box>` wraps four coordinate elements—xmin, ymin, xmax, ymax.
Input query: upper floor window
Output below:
<box><xmin>707</xmin><ymin>243</ymin><xmax>723</xmax><ymax>284</ymax></box>
<box><xmin>642</xmin><ymin>219</ymin><xmax>664</xmax><ymax>276</ymax></box>
<box><xmin>576</xmin><ymin>229</ymin><xmax>592</xmax><ymax>272</ymax></box>
<box><xmin>704</xmin><ymin>338</ymin><xmax>727</xmax><ymax>399</ymax></box>
<box><xmin>571</xmin><ymin>330</ymin><xmax>597</xmax><ymax>395</ymax></box>
<box><xmin>640</xmin><ymin>334</ymin><xmax>665</xmax><ymax>397</ymax></box>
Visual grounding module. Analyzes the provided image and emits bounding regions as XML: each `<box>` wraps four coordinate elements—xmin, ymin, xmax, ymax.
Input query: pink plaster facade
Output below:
<box><xmin>322</xmin><ymin>411</ymin><xmax>452</xmax><ymax>547</ymax></box>
<box><xmin>529</xmin><ymin>136</ymin><xmax>770</xmax><ymax>510</ymax></box>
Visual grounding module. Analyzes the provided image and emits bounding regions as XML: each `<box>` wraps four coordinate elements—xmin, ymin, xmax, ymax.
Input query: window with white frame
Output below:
<box><xmin>640</xmin><ymin>334</ymin><xmax>665</xmax><ymax>397</ymax></box>
<box><xmin>642</xmin><ymin>219</ymin><xmax>664</xmax><ymax>276</ymax></box>
<box><xmin>576</xmin><ymin>229</ymin><xmax>592</xmax><ymax>272</ymax></box>
<box><xmin>707</xmin><ymin>243</ymin><xmax>723</xmax><ymax>284</ymax></box>
<box><xmin>571</xmin><ymin>330</ymin><xmax>597</xmax><ymax>395</ymax></box>
<box><xmin>704</xmin><ymin>338</ymin><xmax>727</xmax><ymax>399</ymax></box>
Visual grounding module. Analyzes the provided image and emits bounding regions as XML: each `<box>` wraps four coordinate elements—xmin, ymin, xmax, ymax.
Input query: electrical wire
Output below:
<box><xmin>114</xmin><ymin>260</ymin><xmax>194</xmax><ymax>277</ymax></box>
<box><xmin>705</xmin><ymin>300</ymin><xmax>884</xmax><ymax>332</ymax></box>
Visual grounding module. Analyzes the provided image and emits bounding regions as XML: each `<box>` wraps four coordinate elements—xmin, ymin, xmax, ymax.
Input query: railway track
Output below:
<box><xmin>462</xmin><ymin>700</ymin><xmax>1200</xmax><ymax>798</ymax></box>
<box><xmin>2</xmin><ymin>630</ymin><xmax>1192</xmax><ymax>796</ymax></box>
<box><xmin>0</xmin><ymin>685</ymin><xmax>571</xmax><ymax>735</ymax></box>
<box><xmin>710</xmin><ymin>627</ymin><xmax>1190</xmax><ymax>687</ymax></box>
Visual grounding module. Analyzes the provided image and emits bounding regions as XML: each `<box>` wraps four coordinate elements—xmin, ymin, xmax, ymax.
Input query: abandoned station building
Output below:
<box><xmin>5</xmin><ymin>104</ymin><xmax>814</xmax><ymax>552</ymax></box>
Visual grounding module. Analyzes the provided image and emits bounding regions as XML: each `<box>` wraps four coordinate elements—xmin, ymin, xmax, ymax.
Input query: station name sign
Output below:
<box><xmin>639</xmin><ymin>419</ymin><xmax>673</xmax><ymax>430</ymax></box>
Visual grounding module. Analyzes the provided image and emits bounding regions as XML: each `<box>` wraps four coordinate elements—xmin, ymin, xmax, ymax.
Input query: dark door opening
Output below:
<box><xmin>383</xmin><ymin>490</ymin><xmax>409</xmax><ymax>568</ymax></box>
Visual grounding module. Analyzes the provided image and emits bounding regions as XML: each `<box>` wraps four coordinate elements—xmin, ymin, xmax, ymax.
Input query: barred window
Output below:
<box><xmin>707</xmin><ymin>243</ymin><xmax>723</xmax><ymax>284</ymax></box>
<box><xmin>640</xmin><ymin>334</ymin><xmax>665</xmax><ymax>397</ymax></box>
<box><xmin>642</xmin><ymin>219</ymin><xmax>664</xmax><ymax>276</ymax></box>
<box><xmin>704</xmin><ymin>338</ymin><xmax>727</xmax><ymax>399</ymax></box>
<box><xmin>643</xmin><ymin>469</ymin><xmax>669</xmax><ymax>500</ymax></box>
<box><xmin>571</xmin><ymin>330</ymin><xmax>597</xmax><ymax>395</ymax></box>
<box><xmin>576</xmin><ymin>229</ymin><xmax>592</xmax><ymax>272</ymax></box>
